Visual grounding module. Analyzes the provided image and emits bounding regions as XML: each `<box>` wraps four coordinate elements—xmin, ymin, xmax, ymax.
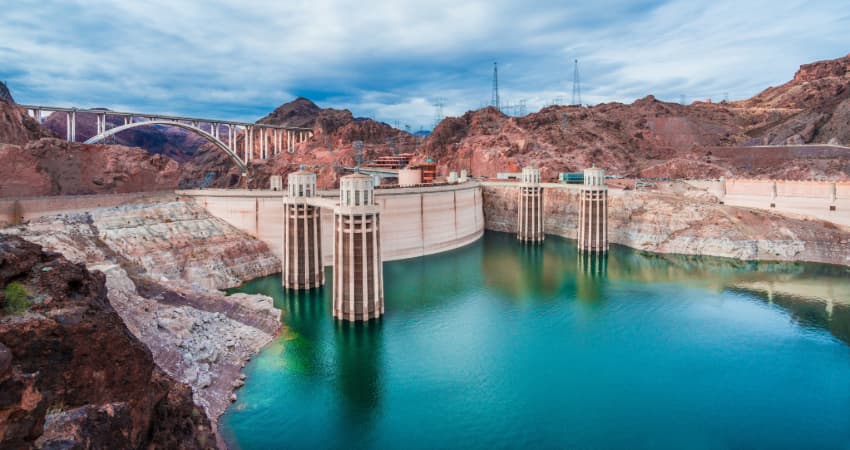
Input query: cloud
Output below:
<box><xmin>0</xmin><ymin>0</ymin><xmax>847</xmax><ymax>128</ymax></box>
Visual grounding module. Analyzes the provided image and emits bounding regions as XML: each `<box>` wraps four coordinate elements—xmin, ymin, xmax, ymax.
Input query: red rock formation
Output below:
<box><xmin>0</xmin><ymin>139</ymin><xmax>179</xmax><ymax>197</ymax></box>
<box><xmin>0</xmin><ymin>99</ymin><xmax>56</xmax><ymax>146</ymax></box>
<box><xmin>0</xmin><ymin>235</ymin><xmax>217</xmax><ymax>449</ymax></box>
<box><xmin>418</xmin><ymin>54</ymin><xmax>850</xmax><ymax>181</ymax></box>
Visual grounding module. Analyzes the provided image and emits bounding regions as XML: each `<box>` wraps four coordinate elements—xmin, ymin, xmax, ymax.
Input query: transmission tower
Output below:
<box><xmin>433</xmin><ymin>97</ymin><xmax>446</xmax><ymax>129</ymax></box>
<box><xmin>491</xmin><ymin>62</ymin><xmax>500</xmax><ymax>111</ymax></box>
<box><xmin>571</xmin><ymin>59</ymin><xmax>581</xmax><ymax>106</ymax></box>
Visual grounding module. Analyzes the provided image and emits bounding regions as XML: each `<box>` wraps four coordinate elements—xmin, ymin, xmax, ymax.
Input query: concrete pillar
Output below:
<box><xmin>333</xmin><ymin>173</ymin><xmax>383</xmax><ymax>321</ymax></box>
<box><xmin>517</xmin><ymin>166</ymin><xmax>544</xmax><ymax>242</ymax></box>
<box><xmin>242</xmin><ymin>126</ymin><xmax>248</xmax><ymax>161</ymax></box>
<box><xmin>70</xmin><ymin>110</ymin><xmax>76</xmax><ymax>142</ymax></box>
<box><xmin>66</xmin><ymin>112</ymin><xmax>72</xmax><ymax>141</ymax></box>
<box><xmin>578</xmin><ymin>166</ymin><xmax>608</xmax><ymax>253</ymax></box>
<box><xmin>283</xmin><ymin>169</ymin><xmax>324</xmax><ymax>290</ymax></box>
<box><xmin>248</xmin><ymin>127</ymin><xmax>253</xmax><ymax>162</ymax></box>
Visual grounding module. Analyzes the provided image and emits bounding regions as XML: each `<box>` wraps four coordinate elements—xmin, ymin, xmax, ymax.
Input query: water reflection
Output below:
<box><xmin>576</xmin><ymin>252</ymin><xmax>608</xmax><ymax>304</ymax></box>
<box><xmin>604</xmin><ymin>247</ymin><xmax>850</xmax><ymax>345</ymax></box>
<box><xmin>333</xmin><ymin>321</ymin><xmax>383</xmax><ymax>420</ymax></box>
<box><xmin>481</xmin><ymin>235</ymin><xmax>573</xmax><ymax>303</ymax></box>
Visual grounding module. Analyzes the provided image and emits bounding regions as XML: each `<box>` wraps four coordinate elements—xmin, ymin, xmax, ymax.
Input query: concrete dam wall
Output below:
<box><xmin>686</xmin><ymin>179</ymin><xmax>850</xmax><ymax>227</ymax></box>
<box><xmin>180</xmin><ymin>183</ymin><xmax>485</xmax><ymax>265</ymax></box>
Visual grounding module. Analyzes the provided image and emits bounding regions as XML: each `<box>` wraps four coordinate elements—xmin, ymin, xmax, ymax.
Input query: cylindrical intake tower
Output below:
<box><xmin>578</xmin><ymin>166</ymin><xmax>608</xmax><ymax>253</ymax></box>
<box><xmin>333</xmin><ymin>173</ymin><xmax>384</xmax><ymax>321</ymax></box>
<box><xmin>282</xmin><ymin>169</ymin><xmax>324</xmax><ymax>289</ymax></box>
<box><xmin>518</xmin><ymin>166</ymin><xmax>544</xmax><ymax>242</ymax></box>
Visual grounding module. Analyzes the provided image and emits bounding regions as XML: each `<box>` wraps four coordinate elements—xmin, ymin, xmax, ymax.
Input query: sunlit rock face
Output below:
<box><xmin>0</xmin><ymin>235</ymin><xmax>217</xmax><ymax>449</ymax></box>
<box><xmin>3</xmin><ymin>199</ymin><xmax>283</xmax><ymax>433</ymax></box>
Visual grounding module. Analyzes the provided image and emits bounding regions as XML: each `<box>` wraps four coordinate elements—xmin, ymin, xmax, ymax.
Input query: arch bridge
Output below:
<box><xmin>19</xmin><ymin>104</ymin><xmax>314</xmax><ymax>176</ymax></box>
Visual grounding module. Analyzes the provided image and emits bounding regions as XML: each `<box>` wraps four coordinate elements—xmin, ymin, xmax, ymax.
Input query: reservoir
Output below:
<box><xmin>222</xmin><ymin>231</ymin><xmax>850</xmax><ymax>449</ymax></box>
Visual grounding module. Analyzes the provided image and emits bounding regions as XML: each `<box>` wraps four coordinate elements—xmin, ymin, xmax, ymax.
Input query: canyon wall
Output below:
<box><xmin>2</xmin><ymin>200</ymin><xmax>283</xmax><ymax>439</ymax></box>
<box><xmin>182</xmin><ymin>182</ymin><xmax>485</xmax><ymax>265</ymax></box>
<box><xmin>0</xmin><ymin>236</ymin><xmax>217</xmax><ymax>449</ymax></box>
<box><xmin>482</xmin><ymin>182</ymin><xmax>850</xmax><ymax>267</ymax></box>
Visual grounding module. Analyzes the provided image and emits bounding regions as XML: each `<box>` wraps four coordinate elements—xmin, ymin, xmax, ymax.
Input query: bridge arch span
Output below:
<box><xmin>84</xmin><ymin>120</ymin><xmax>247</xmax><ymax>176</ymax></box>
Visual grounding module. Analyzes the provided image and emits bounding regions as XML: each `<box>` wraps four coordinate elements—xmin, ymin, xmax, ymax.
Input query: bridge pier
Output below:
<box><xmin>66</xmin><ymin>110</ymin><xmax>76</xmax><ymax>142</ymax></box>
<box><xmin>333</xmin><ymin>173</ymin><xmax>384</xmax><ymax>321</ymax></box>
<box><xmin>578</xmin><ymin>165</ymin><xmax>608</xmax><ymax>253</ymax></box>
<box><xmin>283</xmin><ymin>169</ymin><xmax>324</xmax><ymax>290</ymax></box>
<box><xmin>518</xmin><ymin>166</ymin><xmax>544</xmax><ymax>242</ymax></box>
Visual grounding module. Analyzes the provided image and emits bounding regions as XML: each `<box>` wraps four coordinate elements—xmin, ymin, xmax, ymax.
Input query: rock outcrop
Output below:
<box><xmin>0</xmin><ymin>95</ymin><xmax>55</xmax><ymax>146</ymax></box>
<box><xmin>0</xmin><ymin>235</ymin><xmax>217</xmax><ymax>449</ymax></box>
<box><xmin>0</xmin><ymin>138</ymin><xmax>180</xmax><ymax>197</ymax></box>
<box><xmin>2</xmin><ymin>200</ymin><xmax>282</xmax><ymax>434</ymax></box>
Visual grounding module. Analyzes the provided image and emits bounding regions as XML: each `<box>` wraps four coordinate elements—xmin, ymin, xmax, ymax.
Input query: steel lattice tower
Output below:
<box><xmin>572</xmin><ymin>59</ymin><xmax>581</xmax><ymax>106</ymax></box>
<box><xmin>491</xmin><ymin>62</ymin><xmax>500</xmax><ymax>111</ymax></box>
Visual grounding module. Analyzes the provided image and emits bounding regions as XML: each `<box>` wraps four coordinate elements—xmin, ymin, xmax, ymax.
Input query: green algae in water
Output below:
<box><xmin>222</xmin><ymin>232</ymin><xmax>850</xmax><ymax>450</ymax></box>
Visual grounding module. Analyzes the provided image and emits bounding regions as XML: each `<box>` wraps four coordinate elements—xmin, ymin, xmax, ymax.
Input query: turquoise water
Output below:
<box><xmin>222</xmin><ymin>232</ymin><xmax>850</xmax><ymax>450</ymax></box>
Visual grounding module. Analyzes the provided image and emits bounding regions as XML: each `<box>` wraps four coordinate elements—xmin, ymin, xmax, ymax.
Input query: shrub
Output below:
<box><xmin>4</xmin><ymin>282</ymin><xmax>31</xmax><ymax>314</ymax></box>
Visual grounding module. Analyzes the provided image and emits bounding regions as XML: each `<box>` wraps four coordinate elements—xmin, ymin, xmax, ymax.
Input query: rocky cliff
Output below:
<box><xmin>422</xmin><ymin>54</ymin><xmax>850</xmax><ymax>181</ymax></box>
<box><xmin>0</xmin><ymin>96</ymin><xmax>55</xmax><ymax>146</ymax></box>
<box><xmin>0</xmin><ymin>235</ymin><xmax>217</xmax><ymax>449</ymax></box>
<box><xmin>0</xmin><ymin>95</ymin><xmax>182</xmax><ymax>197</ymax></box>
<box><xmin>482</xmin><ymin>183</ymin><xmax>850</xmax><ymax>267</ymax></box>
<box><xmin>0</xmin><ymin>138</ymin><xmax>180</xmax><ymax>197</ymax></box>
<box><xmin>2</xmin><ymin>200</ymin><xmax>282</xmax><ymax>437</ymax></box>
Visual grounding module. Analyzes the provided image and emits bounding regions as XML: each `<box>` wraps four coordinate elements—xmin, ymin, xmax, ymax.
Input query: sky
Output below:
<box><xmin>1</xmin><ymin>0</ymin><xmax>848</xmax><ymax>130</ymax></box>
